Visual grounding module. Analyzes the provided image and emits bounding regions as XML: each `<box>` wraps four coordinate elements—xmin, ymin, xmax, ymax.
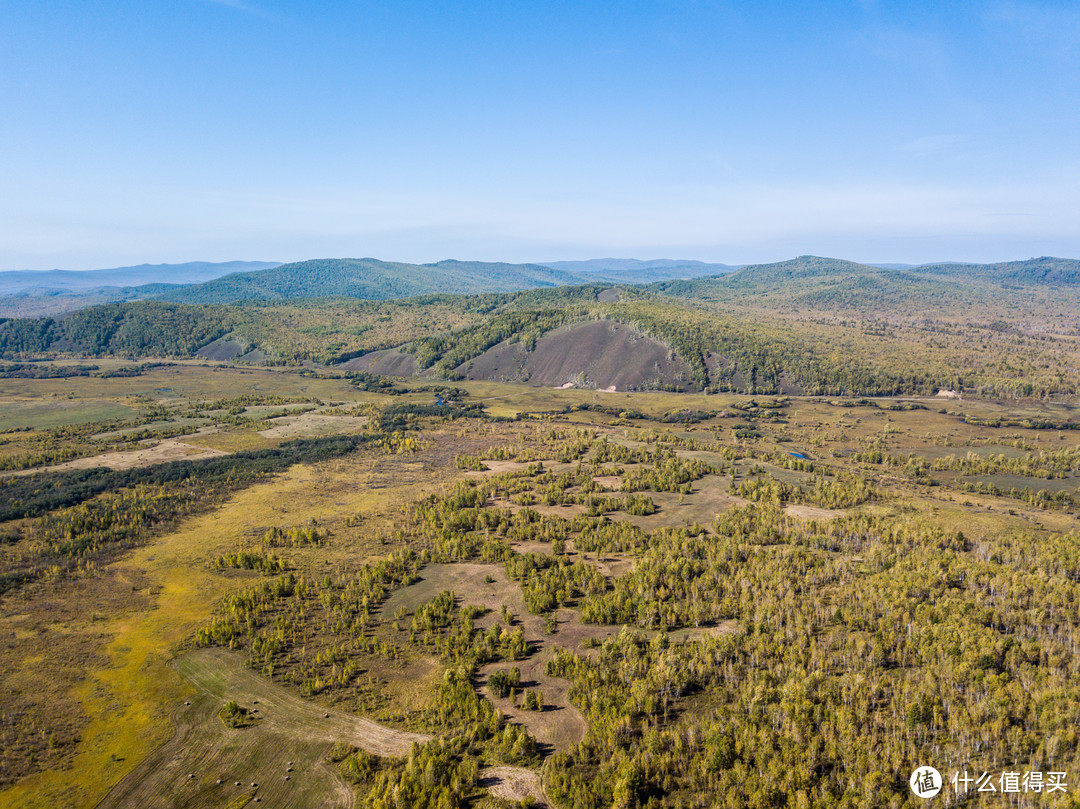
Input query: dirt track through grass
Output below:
<box><xmin>2</xmin><ymin>438</ymin><xmax>229</xmax><ymax>478</ymax></box>
<box><xmin>97</xmin><ymin>648</ymin><xmax>429</xmax><ymax>809</ymax></box>
<box><xmin>97</xmin><ymin>647</ymin><xmax>549</xmax><ymax>808</ymax></box>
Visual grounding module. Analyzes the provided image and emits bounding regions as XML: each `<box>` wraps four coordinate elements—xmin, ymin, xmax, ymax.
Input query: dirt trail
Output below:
<box><xmin>96</xmin><ymin>647</ymin><xmax>548</xmax><ymax>808</ymax></box>
<box><xmin>95</xmin><ymin>647</ymin><xmax>427</xmax><ymax>809</ymax></box>
<box><xmin>3</xmin><ymin>438</ymin><xmax>227</xmax><ymax>478</ymax></box>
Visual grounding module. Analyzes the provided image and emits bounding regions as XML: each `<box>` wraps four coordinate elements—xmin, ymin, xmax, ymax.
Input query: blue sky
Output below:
<box><xmin>2</xmin><ymin>1</ymin><xmax>1078</xmax><ymax>269</ymax></box>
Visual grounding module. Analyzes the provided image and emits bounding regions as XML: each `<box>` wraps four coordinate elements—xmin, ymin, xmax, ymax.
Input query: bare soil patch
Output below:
<box><xmin>464</xmin><ymin>460</ymin><xmax>532</xmax><ymax>477</ymax></box>
<box><xmin>97</xmin><ymin>647</ymin><xmax>428</xmax><ymax>809</ymax></box>
<box><xmin>465</xmin><ymin>459</ymin><xmax>582</xmax><ymax>479</ymax></box>
<box><xmin>480</xmin><ymin>765</ymin><xmax>549</xmax><ymax>806</ymax></box>
<box><xmin>490</xmin><ymin>497</ymin><xmax>588</xmax><ymax>519</ymax></box>
<box><xmin>3</xmin><ymin>438</ymin><xmax>228</xmax><ymax>477</ymax></box>
<box><xmin>561</xmin><ymin>540</ymin><xmax>637</xmax><ymax>578</ymax></box>
<box><xmin>784</xmin><ymin>504</ymin><xmax>844</xmax><ymax>520</ymax></box>
<box><xmin>457</xmin><ymin>320</ymin><xmax>696</xmax><ymax>391</ymax></box>
<box><xmin>337</xmin><ymin>348</ymin><xmax>418</xmax><ymax>377</ymax></box>
<box><xmin>195</xmin><ymin>336</ymin><xmax>248</xmax><ymax>361</ymax></box>
<box><xmin>616</xmin><ymin>478</ymin><xmax>747</xmax><ymax>533</ymax></box>
<box><xmin>381</xmin><ymin>564</ymin><xmax>599</xmax><ymax>751</ymax></box>
<box><xmin>257</xmin><ymin>412</ymin><xmax>368</xmax><ymax>440</ymax></box>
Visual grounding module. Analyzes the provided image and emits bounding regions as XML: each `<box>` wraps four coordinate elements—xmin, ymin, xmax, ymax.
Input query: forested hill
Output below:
<box><xmin>4</xmin><ymin>254</ymin><xmax>1080</xmax><ymax>397</ymax></box>
<box><xmin>656</xmin><ymin>254</ymin><xmax>1080</xmax><ymax>291</ymax></box>
<box><xmin>4</xmin><ymin>267</ymin><xmax>1080</xmax><ymax>398</ymax></box>
<box><xmin>540</xmin><ymin>258</ymin><xmax>740</xmax><ymax>283</ymax></box>
<box><xmin>910</xmin><ymin>256</ymin><xmax>1080</xmax><ymax>286</ymax></box>
<box><xmin>651</xmin><ymin>255</ymin><xmax>1080</xmax><ymax>313</ymax></box>
<box><xmin>158</xmin><ymin>258</ymin><xmax>589</xmax><ymax>304</ymax></box>
<box><xmin>6</xmin><ymin>255</ymin><xmax>1077</xmax><ymax>316</ymax></box>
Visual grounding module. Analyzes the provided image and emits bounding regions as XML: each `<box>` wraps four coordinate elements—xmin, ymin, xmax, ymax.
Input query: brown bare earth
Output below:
<box><xmin>560</xmin><ymin>540</ymin><xmax>637</xmax><ymax>578</ymax></box>
<box><xmin>455</xmin><ymin>320</ymin><xmax>696</xmax><ymax>391</ymax></box>
<box><xmin>463</xmin><ymin>460</ymin><xmax>533</xmax><ymax>477</ymax></box>
<box><xmin>257</xmin><ymin>413</ymin><xmax>368</xmax><ymax>440</ymax></box>
<box><xmin>491</xmin><ymin>497</ymin><xmax>588</xmax><ymax>519</ymax></box>
<box><xmin>465</xmin><ymin>460</ymin><xmax>581</xmax><ymax>479</ymax></box>
<box><xmin>194</xmin><ymin>336</ymin><xmax>249</xmax><ymax>361</ymax></box>
<box><xmin>591</xmin><ymin>474</ymin><xmax>623</xmax><ymax>490</ymax></box>
<box><xmin>337</xmin><ymin>348</ymin><xmax>419</xmax><ymax>376</ymax></box>
<box><xmin>2</xmin><ymin>438</ymin><xmax>228</xmax><ymax>477</ymax></box>
<box><xmin>784</xmin><ymin>504</ymin><xmax>844</xmax><ymax>520</ymax></box>
<box><xmin>97</xmin><ymin>647</ymin><xmax>429</xmax><ymax>809</ymax></box>
<box><xmin>480</xmin><ymin>766</ymin><xmax>549</xmax><ymax>806</ymax></box>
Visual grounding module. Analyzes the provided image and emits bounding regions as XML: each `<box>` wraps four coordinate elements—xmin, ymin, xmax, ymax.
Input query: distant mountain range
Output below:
<box><xmin>649</xmin><ymin>255</ymin><xmax>1080</xmax><ymax>316</ymax></box>
<box><xmin>1</xmin><ymin>255</ymin><xmax>1077</xmax><ymax>318</ymax></box>
<box><xmin>0</xmin><ymin>261</ymin><xmax>281</xmax><ymax>295</ymax></box>
<box><xmin>540</xmin><ymin>258</ymin><xmax>741</xmax><ymax>283</ymax></box>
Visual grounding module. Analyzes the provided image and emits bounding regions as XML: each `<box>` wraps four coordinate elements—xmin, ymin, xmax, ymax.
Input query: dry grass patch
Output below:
<box><xmin>257</xmin><ymin>412</ymin><xmax>368</xmax><ymax>440</ymax></box>
<box><xmin>784</xmin><ymin>504</ymin><xmax>844</xmax><ymax>521</ymax></box>
<box><xmin>383</xmin><ymin>563</ymin><xmax>620</xmax><ymax>751</ymax></box>
<box><xmin>0</xmin><ymin>451</ymin><xmax>426</xmax><ymax>809</ymax></box>
<box><xmin>479</xmin><ymin>766</ymin><xmax>549</xmax><ymax>806</ymax></box>
<box><xmin>95</xmin><ymin>647</ymin><xmax>426</xmax><ymax>809</ymax></box>
<box><xmin>3</xmin><ymin>438</ymin><xmax>228</xmax><ymax>478</ymax></box>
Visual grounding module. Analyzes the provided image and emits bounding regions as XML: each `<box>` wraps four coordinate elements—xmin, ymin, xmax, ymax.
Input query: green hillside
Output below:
<box><xmin>158</xmin><ymin>258</ymin><xmax>588</xmax><ymax>304</ymax></box>
<box><xmin>912</xmin><ymin>256</ymin><xmax>1080</xmax><ymax>286</ymax></box>
<box><xmin>652</xmin><ymin>255</ymin><xmax>1080</xmax><ymax>318</ymax></box>
<box><xmin>657</xmin><ymin>255</ymin><xmax>934</xmax><ymax>293</ymax></box>
<box><xmin>4</xmin><ymin>267</ymin><xmax>1080</xmax><ymax>398</ymax></box>
<box><xmin>541</xmin><ymin>258</ymin><xmax>740</xmax><ymax>283</ymax></box>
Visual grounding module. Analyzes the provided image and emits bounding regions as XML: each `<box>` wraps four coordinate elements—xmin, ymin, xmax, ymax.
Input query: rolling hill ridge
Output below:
<box><xmin>2</xmin><ymin>255</ymin><xmax>1080</xmax><ymax>399</ymax></box>
<box><xmin>158</xmin><ymin>258</ymin><xmax>588</xmax><ymax>304</ymax></box>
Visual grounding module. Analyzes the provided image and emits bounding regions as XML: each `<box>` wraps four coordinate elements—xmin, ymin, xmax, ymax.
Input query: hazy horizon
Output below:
<box><xmin>4</xmin><ymin>253</ymin><xmax>1075</xmax><ymax>276</ymax></box>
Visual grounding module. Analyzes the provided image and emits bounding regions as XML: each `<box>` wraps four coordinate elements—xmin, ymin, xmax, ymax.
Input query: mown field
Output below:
<box><xmin>1</xmin><ymin>360</ymin><xmax>1079</xmax><ymax>808</ymax></box>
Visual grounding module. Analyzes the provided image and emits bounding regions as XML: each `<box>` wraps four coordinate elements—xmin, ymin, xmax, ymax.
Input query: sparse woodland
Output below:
<box><xmin>1</xmin><ymin>295</ymin><xmax>1080</xmax><ymax>807</ymax></box>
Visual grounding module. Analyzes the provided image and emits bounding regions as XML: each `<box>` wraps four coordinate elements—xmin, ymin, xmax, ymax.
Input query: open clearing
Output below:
<box><xmin>784</xmin><ymin>504</ymin><xmax>844</xmax><ymax>520</ymax></box>
<box><xmin>382</xmin><ymin>562</ymin><xmax>605</xmax><ymax>751</ymax></box>
<box><xmin>3</xmin><ymin>437</ymin><xmax>228</xmax><ymax>477</ymax></box>
<box><xmin>480</xmin><ymin>766</ymin><xmax>548</xmax><ymax>806</ymax></box>
<box><xmin>257</xmin><ymin>412</ymin><xmax>368</xmax><ymax>440</ymax></box>
<box><xmin>97</xmin><ymin>647</ymin><xmax>427</xmax><ymax>809</ymax></box>
<box><xmin>0</xmin><ymin>399</ymin><xmax>136</xmax><ymax>431</ymax></box>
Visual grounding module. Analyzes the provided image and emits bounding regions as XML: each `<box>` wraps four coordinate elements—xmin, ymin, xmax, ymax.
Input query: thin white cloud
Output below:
<box><xmin>899</xmin><ymin>134</ymin><xmax>964</xmax><ymax>155</ymax></box>
<box><xmin>202</xmin><ymin>0</ymin><xmax>265</xmax><ymax>17</ymax></box>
